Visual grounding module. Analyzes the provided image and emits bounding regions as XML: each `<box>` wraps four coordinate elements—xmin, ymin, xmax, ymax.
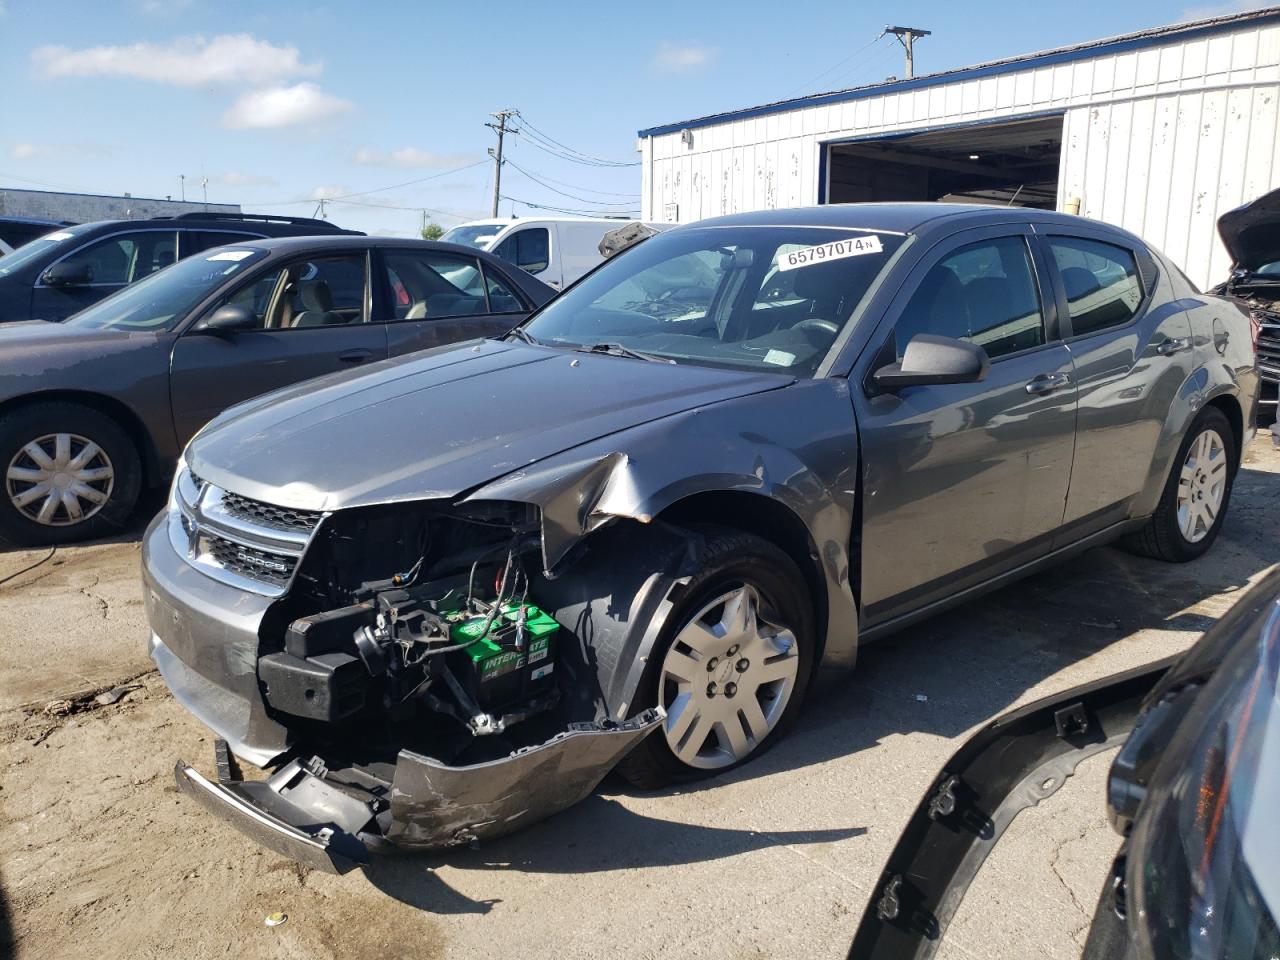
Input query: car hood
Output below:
<box><xmin>187</xmin><ymin>339</ymin><xmax>792</xmax><ymax>512</ymax></box>
<box><xmin>0</xmin><ymin>321</ymin><xmax>165</xmax><ymax>396</ymax></box>
<box><xmin>1218</xmin><ymin>186</ymin><xmax>1280</xmax><ymax>270</ymax></box>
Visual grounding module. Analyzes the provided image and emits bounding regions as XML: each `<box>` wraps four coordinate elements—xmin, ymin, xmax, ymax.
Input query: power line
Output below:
<box><xmin>501</xmin><ymin>194</ymin><xmax>638</xmax><ymax>217</ymax></box>
<box><xmin>260</xmin><ymin>158</ymin><xmax>489</xmax><ymax>206</ymax></box>
<box><xmin>512</xmin><ymin>112</ymin><xmax>640</xmax><ymax>167</ymax></box>
<box><xmin>504</xmin><ymin>158</ymin><xmax>640</xmax><ymax>206</ymax></box>
<box><xmin>780</xmin><ymin>31</ymin><xmax>887</xmax><ymax>99</ymax></box>
<box><xmin>502</xmin><ymin>160</ymin><xmax>639</xmax><ymax>198</ymax></box>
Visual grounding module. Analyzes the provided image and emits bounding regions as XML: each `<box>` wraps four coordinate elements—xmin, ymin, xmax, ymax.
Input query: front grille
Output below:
<box><xmin>221</xmin><ymin>490</ymin><xmax>323</xmax><ymax>532</ymax></box>
<box><xmin>204</xmin><ymin>533</ymin><xmax>297</xmax><ymax>587</ymax></box>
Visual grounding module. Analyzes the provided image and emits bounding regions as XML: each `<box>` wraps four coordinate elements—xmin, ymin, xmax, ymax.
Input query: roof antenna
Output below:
<box><xmin>1007</xmin><ymin>184</ymin><xmax>1024</xmax><ymax>206</ymax></box>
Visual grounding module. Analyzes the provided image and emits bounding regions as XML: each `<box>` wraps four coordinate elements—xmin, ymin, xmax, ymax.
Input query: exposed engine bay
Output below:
<box><xmin>1217</xmin><ymin>273</ymin><xmax>1279</xmax><ymax>414</ymax></box>
<box><xmin>170</xmin><ymin>500</ymin><xmax>665</xmax><ymax>872</ymax></box>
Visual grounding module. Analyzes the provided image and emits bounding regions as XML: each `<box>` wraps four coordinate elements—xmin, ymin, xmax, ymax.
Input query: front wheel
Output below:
<box><xmin>0</xmin><ymin>402</ymin><xmax>141</xmax><ymax>547</ymax></box>
<box><xmin>616</xmin><ymin>529</ymin><xmax>815</xmax><ymax>789</ymax></box>
<box><xmin>1120</xmin><ymin>406</ymin><xmax>1236</xmax><ymax>563</ymax></box>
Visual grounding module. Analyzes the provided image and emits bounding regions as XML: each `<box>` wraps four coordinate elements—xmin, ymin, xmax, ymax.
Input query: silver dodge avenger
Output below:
<box><xmin>142</xmin><ymin>204</ymin><xmax>1259</xmax><ymax>871</ymax></box>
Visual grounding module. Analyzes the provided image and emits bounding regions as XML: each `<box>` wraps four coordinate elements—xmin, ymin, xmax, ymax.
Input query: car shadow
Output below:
<box><xmin>357</xmin><ymin>463</ymin><xmax>1277</xmax><ymax>914</ymax></box>
<box><xmin>362</xmin><ymin>796</ymin><xmax>866</xmax><ymax>914</ymax></box>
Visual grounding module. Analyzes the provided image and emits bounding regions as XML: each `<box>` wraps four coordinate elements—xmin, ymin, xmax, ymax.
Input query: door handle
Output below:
<box><xmin>338</xmin><ymin>348</ymin><xmax>374</xmax><ymax>364</ymax></box>
<box><xmin>1155</xmin><ymin>336</ymin><xmax>1192</xmax><ymax>356</ymax></box>
<box><xmin>1024</xmin><ymin>372</ymin><xmax>1073</xmax><ymax>395</ymax></box>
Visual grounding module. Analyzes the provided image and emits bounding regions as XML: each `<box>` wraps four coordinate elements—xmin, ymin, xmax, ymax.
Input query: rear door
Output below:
<box><xmin>31</xmin><ymin>228</ymin><xmax>177</xmax><ymax>321</ymax></box>
<box><xmin>168</xmin><ymin>250</ymin><xmax>388</xmax><ymax>443</ymax></box>
<box><xmin>853</xmin><ymin>225</ymin><xmax>1079</xmax><ymax>626</ymax></box>
<box><xmin>377</xmin><ymin>248</ymin><xmax>529</xmax><ymax>356</ymax></box>
<box><xmin>1035</xmin><ymin>228</ymin><xmax>1196</xmax><ymax>537</ymax></box>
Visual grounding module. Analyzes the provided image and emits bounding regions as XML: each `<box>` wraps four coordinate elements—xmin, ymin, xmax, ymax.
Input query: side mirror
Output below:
<box><xmin>197</xmin><ymin>303</ymin><xmax>256</xmax><ymax>333</ymax></box>
<box><xmin>873</xmin><ymin>333</ymin><xmax>990</xmax><ymax>390</ymax></box>
<box><xmin>41</xmin><ymin>261</ymin><xmax>93</xmax><ymax>287</ymax></box>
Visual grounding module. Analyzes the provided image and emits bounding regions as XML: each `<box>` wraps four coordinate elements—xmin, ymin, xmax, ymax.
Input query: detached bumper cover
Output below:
<box><xmin>174</xmin><ymin>710</ymin><xmax>664</xmax><ymax>872</ymax></box>
<box><xmin>847</xmin><ymin>660</ymin><xmax>1174</xmax><ymax>960</ymax></box>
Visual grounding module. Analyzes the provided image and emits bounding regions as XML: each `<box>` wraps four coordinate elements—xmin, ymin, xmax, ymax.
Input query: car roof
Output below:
<box><xmin>63</xmin><ymin>216</ymin><xmax>361</xmax><ymax>236</ymax></box>
<box><xmin>683</xmin><ymin>203</ymin><xmax>1132</xmax><ymax>239</ymax></box>
<box><xmin>227</xmin><ymin>235</ymin><xmax>504</xmax><ymax>257</ymax></box>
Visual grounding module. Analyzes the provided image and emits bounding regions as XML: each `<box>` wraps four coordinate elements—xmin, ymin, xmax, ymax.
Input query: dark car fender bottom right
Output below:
<box><xmin>846</xmin><ymin>658</ymin><xmax>1174</xmax><ymax>960</ymax></box>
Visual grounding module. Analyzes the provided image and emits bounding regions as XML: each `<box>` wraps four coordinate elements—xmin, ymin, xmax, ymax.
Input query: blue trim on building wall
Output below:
<box><xmin>637</xmin><ymin>8</ymin><xmax>1280</xmax><ymax>139</ymax></box>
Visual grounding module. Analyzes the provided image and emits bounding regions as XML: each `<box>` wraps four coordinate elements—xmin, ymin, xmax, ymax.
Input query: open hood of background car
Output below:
<box><xmin>186</xmin><ymin>339</ymin><xmax>791</xmax><ymax>512</ymax></box>
<box><xmin>1218</xmin><ymin>186</ymin><xmax>1280</xmax><ymax>270</ymax></box>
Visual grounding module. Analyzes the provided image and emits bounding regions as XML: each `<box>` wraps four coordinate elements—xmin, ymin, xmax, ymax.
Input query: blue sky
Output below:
<box><xmin>0</xmin><ymin>0</ymin><xmax>1265</xmax><ymax>236</ymax></box>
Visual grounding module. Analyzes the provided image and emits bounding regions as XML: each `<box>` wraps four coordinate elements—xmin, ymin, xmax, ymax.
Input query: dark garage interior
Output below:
<box><xmin>825</xmin><ymin>114</ymin><xmax>1064</xmax><ymax>208</ymax></box>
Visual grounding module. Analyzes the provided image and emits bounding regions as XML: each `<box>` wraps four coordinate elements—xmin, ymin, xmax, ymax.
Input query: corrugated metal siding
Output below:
<box><xmin>643</xmin><ymin>20</ymin><xmax>1280</xmax><ymax>288</ymax></box>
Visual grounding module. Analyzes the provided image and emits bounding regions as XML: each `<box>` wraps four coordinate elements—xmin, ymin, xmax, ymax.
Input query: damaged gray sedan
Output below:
<box><xmin>142</xmin><ymin>204</ymin><xmax>1259</xmax><ymax>871</ymax></box>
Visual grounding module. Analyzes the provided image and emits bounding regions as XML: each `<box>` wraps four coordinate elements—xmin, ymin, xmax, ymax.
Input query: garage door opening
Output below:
<box><xmin>824</xmin><ymin>115</ymin><xmax>1063</xmax><ymax>209</ymax></box>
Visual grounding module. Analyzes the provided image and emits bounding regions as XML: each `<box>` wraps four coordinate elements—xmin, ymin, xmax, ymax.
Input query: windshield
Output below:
<box><xmin>0</xmin><ymin>223</ymin><xmax>95</xmax><ymax>277</ymax></box>
<box><xmin>63</xmin><ymin>248</ymin><xmax>267</xmax><ymax>332</ymax></box>
<box><xmin>521</xmin><ymin>225</ymin><xmax>907</xmax><ymax>376</ymax></box>
<box><xmin>441</xmin><ymin>224</ymin><xmax>505</xmax><ymax>250</ymax></box>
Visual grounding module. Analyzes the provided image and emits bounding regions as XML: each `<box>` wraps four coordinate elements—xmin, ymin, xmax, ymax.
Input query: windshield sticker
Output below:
<box><xmin>777</xmin><ymin>235</ymin><xmax>883</xmax><ymax>271</ymax></box>
<box><xmin>206</xmin><ymin>250</ymin><xmax>254</xmax><ymax>262</ymax></box>
<box><xmin>44</xmin><ymin>232</ymin><xmax>74</xmax><ymax>241</ymax></box>
<box><xmin>763</xmin><ymin>349</ymin><xmax>795</xmax><ymax>366</ymax></box>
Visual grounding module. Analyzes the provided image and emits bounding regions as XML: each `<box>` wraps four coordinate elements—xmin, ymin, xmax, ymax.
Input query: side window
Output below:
<box><xmin>495</xmin><ymin>228</ymin><xmax>550</xmax><ymax>274</ymax></box>
<box><xmin>58</xmin><ymin>231</ymin><xmax>177</xmax><ymax>285</ymax></box>
<box><xmin>218</xmin><ymin>267</ymin><xmax>287</xmax><ymax>330</ymax></box>
<box><xmin>895</xmin><ymin>236</ymin><xmax>1045</xmax><ymax>361</ymax></box>
<box><xmin>181</xmin><ymin>230</ymin><xmax>260</xmax><ymax>256</ymax></box>
<box><xmin>383</xmin><ymin>250</ymin><xmax>489</xmax><ymax>320</ymax></box>
<box><xmin>267</xmin><ymin>255</ymin><xmax>367</xmax><ymax>328</ymax></box>
<box><xmin>1047</xmin><ymin>237</ymin><xmax>1143</xmax><ymax>337</ymax></box>
<box><xmin>482</xmin><ymin>266</ymin><xmax>525</xmax><ymax>314</ymax></box>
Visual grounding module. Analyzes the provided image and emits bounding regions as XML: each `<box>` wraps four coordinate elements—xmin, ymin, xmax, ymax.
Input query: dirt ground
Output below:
<box><xmin>1</xmin><ymin>437</ymin><xmax>1276</xmax><ymax>960</ymax></box>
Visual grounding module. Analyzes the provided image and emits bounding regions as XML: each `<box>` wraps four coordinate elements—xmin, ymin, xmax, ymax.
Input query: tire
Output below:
<box><xmin>1120</xmin><ymin>406</ymin><xmax>1236</xmax><ymax>563</ymax></box>
<box><xmin>616</xmin><ymin>528</ymin><xmax>816</xmax><ymax>790</ymax></box>
<box><xmin>0</xmin><ymin>402</ymin><xmax>141</xmax><ymax>547</ymax></box>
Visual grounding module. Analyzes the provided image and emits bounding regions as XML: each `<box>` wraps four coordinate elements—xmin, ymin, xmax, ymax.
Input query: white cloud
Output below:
<box><xmin>205</xmin><ymin>171</ymin><xmax>277</xmax><ymax>188</ymax></box>
<box><xmin>32</xmin><ymin>33</ymin><xmax>320</xmax><ymax>87</ymax></box>
<box><xmin>1179</xmin><ymin>0</ymin><xmax>1265</xmax><ymax>20</ymax></box>
<box><xmin>352</xmin><ymin>146</ymin><xmax>473</xmax><ymax>169</ymax></box>
<box><xmin>652</xmin><ymin>41</ymin><xmax>714</xmax><ymax>72</ymax></box>
<box><xmin>9</xmin><ymin>141</ymin><xmax>107</xmax><ymax>159</ymax></box>
<box><xmin>221</xmin><ymin>83</ymin><xmax>351</xmax><ymax>129</ymax></box>
<box><xmin>308</xmin><ymin>185</ymin><xmax>351</xmax><ymax>201</ymax></box>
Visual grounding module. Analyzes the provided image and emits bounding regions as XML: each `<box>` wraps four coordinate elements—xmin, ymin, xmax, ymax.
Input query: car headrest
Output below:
<box><xmin>299</xmin><ymin>279</ymin><xmax>334</xmax><ymax>313</ymax></box>
<box><xmin>1061</xmin><ymin>267</ymin><xmax>1100</xmax><ymax>302</ymax></box>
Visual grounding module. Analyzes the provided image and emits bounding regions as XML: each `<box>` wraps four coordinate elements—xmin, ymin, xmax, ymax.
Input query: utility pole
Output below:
<box><xmin>885</xmin><ymin>26</ymin><xmax>930</xmax><ymax>79</ymax></box>
<box><xmin>179</xmin><ymin>174</ymin><xmax>186</xmax><ymax>202</ymax></box>
<box><xmin>486</xmin><ymin>109</ymin><xmax>517</xmax><ymax>217</ymax></box>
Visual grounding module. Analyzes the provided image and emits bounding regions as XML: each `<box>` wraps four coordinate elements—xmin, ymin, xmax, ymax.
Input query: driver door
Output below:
<box><xmin>852</xmin><ymin>226</ymin><xmax>1079</xmax><ymax>627</ymax></box>
<box><xmin>168</xmin><ymin>251</ymin><xmax>388</xmax><ymax>444</ymax></box>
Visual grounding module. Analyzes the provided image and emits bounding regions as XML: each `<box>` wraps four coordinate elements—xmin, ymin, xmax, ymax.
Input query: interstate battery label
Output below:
<box><xmin>480</xmin><ymin>636</ymin><xmax>550</xmax><ymax>679</ymax></box>
<box><xmin>776</xmin><ymin>235</ymin><xmax>883</xmax><ymax>271</ymax></box>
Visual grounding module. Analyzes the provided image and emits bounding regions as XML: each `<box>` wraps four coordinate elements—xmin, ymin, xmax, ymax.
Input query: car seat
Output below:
<box><xmin>291</xmin><ymin>280</ymin><xmax>344</xmax><ymax>327</ymax></box>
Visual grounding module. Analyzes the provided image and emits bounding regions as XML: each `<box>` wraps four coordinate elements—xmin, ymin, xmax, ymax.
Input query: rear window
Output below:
<box><xmin>1048</xmin><ymin>237</ymin><xmax>1144</xmax><ymax>336</ymax></box>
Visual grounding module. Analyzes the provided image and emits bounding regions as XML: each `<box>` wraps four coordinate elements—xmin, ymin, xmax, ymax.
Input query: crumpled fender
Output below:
<box><xmin>463</xmin><ymin>378</ymin><xmax>864</xmax><ymax>702</ymax></box>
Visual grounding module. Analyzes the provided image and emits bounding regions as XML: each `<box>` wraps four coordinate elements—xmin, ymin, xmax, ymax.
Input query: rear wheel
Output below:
<box><xmin>0</xmin><ymin>402</ymin><xmax>141</xmax><ymax>546</ymax></box>
<box><xmin>1120</xmin><ymin>406</ymin><xmax>1235</xmax><ymax>563</ymax></box>
<box><xmin>616</xmin><ymin>529</ymin><xmax>815</xmax><ymax>789</ymax></box>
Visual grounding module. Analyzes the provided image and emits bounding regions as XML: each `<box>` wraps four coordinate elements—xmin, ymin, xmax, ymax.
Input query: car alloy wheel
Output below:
<box><xmin>5</xmin><ymin>432</ymin><xmax>115</xmax><ymax>527</ymax></box>
<box><xmin>658</xmin><ymin>583</ymin><xmax>800</xmax><ymax>769</ymax></box>
<box><xmin>1176</xmin><ymin>427</ymin><xmax>1227</xmax><ymax>544</ymax></box>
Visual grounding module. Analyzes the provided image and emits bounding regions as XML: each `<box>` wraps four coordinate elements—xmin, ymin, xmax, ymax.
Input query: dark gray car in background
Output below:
<box><xmin>0</xmin><ymin>235</ymin><xmax>553</xmax><ymax>545</ymax></box>
<box><xmin>141</xmin><ymin>203</ymin><xmax>1258</xmax><ymax>871</ymax></box>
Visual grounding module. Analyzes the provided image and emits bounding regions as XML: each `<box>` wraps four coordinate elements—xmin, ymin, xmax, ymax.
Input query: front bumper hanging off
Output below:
<box><xmin>175</xmin><ymin>709</ymin><xmax>664</xmax><ymax>874</ymax></box>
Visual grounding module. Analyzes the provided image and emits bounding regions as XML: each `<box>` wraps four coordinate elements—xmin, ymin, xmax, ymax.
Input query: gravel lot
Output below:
<box><xmin>2</xmin><ymin>436</ymin><xmax>1276</xmax><ymax>960</ymax></box>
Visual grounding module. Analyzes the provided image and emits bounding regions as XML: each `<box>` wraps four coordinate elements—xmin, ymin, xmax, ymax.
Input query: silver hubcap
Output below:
<box><xmin>659</xmin><ymin>584</ymin><xmax>800</xmax><ymax>769</ymax></box>
<box><xmin>1176</xmin><ymin>427</ymin><xmax>1227</xmax><ymax>544</ymax></box>
<box><xmin>5</xmin><ymin>433</ymin><xmax>114</xmax><ymax>527</ymax></box>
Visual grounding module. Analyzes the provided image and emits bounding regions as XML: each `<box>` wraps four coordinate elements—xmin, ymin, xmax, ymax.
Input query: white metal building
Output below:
<box><xmin>638</xmin><ymin>7</ymin><xmax>1280</xmax><ymax>288</ymax></box>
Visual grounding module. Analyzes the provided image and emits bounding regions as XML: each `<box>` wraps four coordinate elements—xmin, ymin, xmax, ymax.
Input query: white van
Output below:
<box><xmin>442</xmin><ymin>216</ymin><xmax>669</xmax><ymax>290</ymax></box>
